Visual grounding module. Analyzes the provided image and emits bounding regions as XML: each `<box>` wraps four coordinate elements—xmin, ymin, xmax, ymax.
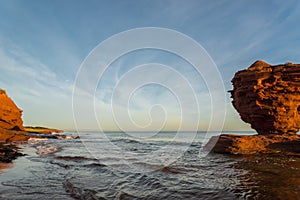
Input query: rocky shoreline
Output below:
<box><xmin>0</xmin><ymin>128</ymin><xmax>67</xmax><ymax>163</ymax></box>
<box><xmin>0</xmin><ymin>89</ymin><xmax>67</xmax><ymax>163</ymax></box>
<box><xmin>0</xmin><ymin>143</ymin><xmax>24</xmax><ymax>163</ymax></box>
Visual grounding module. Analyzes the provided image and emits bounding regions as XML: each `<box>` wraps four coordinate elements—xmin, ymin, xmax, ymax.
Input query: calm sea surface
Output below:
<box><xmin>1</xmin><ymin>131</ymin><xmax>300</xmax><ymax>199</ymax></box>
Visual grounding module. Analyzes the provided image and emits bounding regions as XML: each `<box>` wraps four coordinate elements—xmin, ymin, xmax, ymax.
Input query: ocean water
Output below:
<box><xmin>1</xmin><ymin>131</ymin><xmax>300</xmax><ymax>200</ymax></box>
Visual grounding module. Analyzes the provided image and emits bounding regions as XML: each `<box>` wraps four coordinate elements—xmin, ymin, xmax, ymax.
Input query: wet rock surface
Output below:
<box><xmin>206</xmin><ymin>134</ymin><xmax>300</xmax><ymax>155</ymax></box>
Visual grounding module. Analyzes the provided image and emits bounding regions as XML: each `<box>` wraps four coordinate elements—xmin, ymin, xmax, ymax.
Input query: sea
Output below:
<box><xmin>0</xmin><ymin>131</ymin><xmax>300</xmax><ymax>200</ymax></box>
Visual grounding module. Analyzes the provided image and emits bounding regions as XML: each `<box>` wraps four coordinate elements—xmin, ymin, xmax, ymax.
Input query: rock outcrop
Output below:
<box><xmin>0</xmin><ymin>89</ymin><xmax>24</xmax><ymax>131</ymax></box>
<box><xmin>230</xmin><ymin>60</ymin><xmax>300</xmax><ymax>135</ymax></box>
<box><xmin>206</xmin><ymin>60</ymin><xmax>300</xmax><ymax>155</ymax></box>
<box><xmin>0</xmin><ymin>89</ymin><xmax>68</xmax><ymax>163</ymax></box>
<box><xmin>24</xmin><ymin>126</ymin><xmax>63</xmax><ymax>134</ymax></box>
<box><xmin>0</xmin><ymin>89</ymin><xmax>66</xmax><ymax>143</ymax></box>
<box><xmin>0</xmin><ymin>89</ymin><xmax>29</xmax><ymax>141</ymax></box>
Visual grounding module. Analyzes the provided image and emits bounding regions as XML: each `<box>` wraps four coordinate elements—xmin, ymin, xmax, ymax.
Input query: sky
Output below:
<box><xmin>0</xmin><ymin>0</ymin><xmax>300</xmax><ymax>131</ymax></box>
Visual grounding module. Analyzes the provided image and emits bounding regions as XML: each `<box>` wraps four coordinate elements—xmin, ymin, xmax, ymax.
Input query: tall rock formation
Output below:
<box><xmin>230</xmin><ymin>60</ymin><xmax>300</xmax><ymax>135</ymax></box>
<box><xmin>0</xmin><ymin>89</ymin><xmax>24</xmax><ymax>131</ymax></box>
<box><xmin>205</xmin><ymin>60</ymin><xmax>300</xmax><ymax>155</ymax></box>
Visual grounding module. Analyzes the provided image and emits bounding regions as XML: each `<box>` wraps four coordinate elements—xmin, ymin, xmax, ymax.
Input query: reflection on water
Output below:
<box><xmin>0</xmin><ymin>162</ymin><xmax>13</xmax><ymax>173</ymax></box>
<box><xmin>233</xmin><ymin>155</ymin><xmax>300</xmax><ymax>199</ymax></box>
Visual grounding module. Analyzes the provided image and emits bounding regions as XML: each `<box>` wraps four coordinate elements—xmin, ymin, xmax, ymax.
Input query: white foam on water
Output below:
<box><xmin>28</xmin><ymin>138</ymin><xmax>61</xmax><ymax>156</ymax></box>
<box><xmin>28</xmin><ymin>138</ymin><xmax>48</xmax><ymax>145</ymax></box>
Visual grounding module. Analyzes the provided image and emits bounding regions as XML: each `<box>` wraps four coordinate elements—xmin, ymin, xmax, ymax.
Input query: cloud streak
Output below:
<box><xmin>0</xmin><ymin>39</ymin><xmax>74</xmax><ymax>129</ymax></box>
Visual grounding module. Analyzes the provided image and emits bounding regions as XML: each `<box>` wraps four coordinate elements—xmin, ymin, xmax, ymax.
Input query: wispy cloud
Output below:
<box><xmin>0</xmin><ymin>39</ymin><xmax>74</xmax><ymax>129</ymax></box>
<box><xmin>1</xmin><ymin>1</ymin><xmax>299</xmax><ymax>131</ymax></box>
<box><xmin>82</xmin><ymin>46</ymin><xmax>220</xmax><ymax>131</ymax></box>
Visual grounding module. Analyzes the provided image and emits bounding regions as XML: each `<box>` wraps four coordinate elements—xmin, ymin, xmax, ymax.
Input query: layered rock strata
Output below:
<box><xmin>207</xmin><ymin>61</ymin><xmax>300</xmax><ymax>155</ymax></box>
<box><xmin>0</xmin><ymin>89</ymin><xmax>29</xmax><ymax>141</ymax></box>
<box><xmin>230</xmin><ymin>60</ymin><xmax>300</xmax><ymax>135</ymax></box>
<box><xmin>0</xmin><ymin>89</ymin><xmax>24</xmax><ymax>131</ymax></box>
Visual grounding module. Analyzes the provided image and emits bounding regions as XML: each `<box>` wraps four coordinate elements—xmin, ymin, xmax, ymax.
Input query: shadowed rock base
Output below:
<box><xmin>205</xmin><ymin>134</ymin><xmax>300</xmax><ymax>155</ymax></box>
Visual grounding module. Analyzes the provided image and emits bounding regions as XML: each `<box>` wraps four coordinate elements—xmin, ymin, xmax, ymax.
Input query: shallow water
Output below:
<box><xmin>0</xmin><ymin>132</ymin><xmax>300</xmax><ymax>199</ymax></box>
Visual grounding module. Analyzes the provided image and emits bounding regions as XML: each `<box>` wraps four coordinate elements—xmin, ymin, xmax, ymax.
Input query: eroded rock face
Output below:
<box><xmin>0</xmin><ymin>89</ymin><xmax>29</xmax><ymax>141</ymax></box>
<box><xmin>0</xmin><ymin>89</ymin><xmax>24</xmax><ymax>131</ymax></box>
<box><xmin>230</xmin><ymin>60</ymin><xmax>300</xmax><ymax>135</ymax></box>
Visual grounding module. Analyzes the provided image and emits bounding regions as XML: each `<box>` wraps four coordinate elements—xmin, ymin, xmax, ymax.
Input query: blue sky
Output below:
<box><xmin>0</xmin><ymin>0</ymin><xmax>300</xmax><ymax>131</ymax></box>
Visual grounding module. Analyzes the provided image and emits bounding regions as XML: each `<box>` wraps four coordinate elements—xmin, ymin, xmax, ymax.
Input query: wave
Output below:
<box><xmin>117</xmin><ymin>162</ymin><xmax>187</xmax><ymax>174</ymax></box>
<box><xmin>55</xmin><ymin>156</ymin><xmax>98</xmax><ymax>162</ymax></box>
<box><xmin>109</xmin><ymin>137</ymin><xmax>204</xmax><ymax>148</ymax></box>
<box><xmin>111</xmin><ymin>138</ymin><xmax>142</xmax><ymax>144</ymax></box>
<box><xmin>35</xmin><ymin>144</ymin><xmax>61</xmax><ymax>156</ymax></box>
<box><xmin>52</xmin><ymin>156</ymin><xmax>107</xmax><ymax>170</ymax></box>
<box><xmin>28</xmin><ymin>138</ymin><xmax>61</xmax><ymax>156</ymax></box>
<box><xmin>63</xmin><ymin>179</ymin><xmax>106</xmax><ymax>200</ymax></box>
<box><xmin>85</xmin><ymin>163</ymin><xmax>107</xmax><ymax>168</ymax></box>
<box><xmin>116</xmin><ymin>191</ymin><xmax>139</xmax><ymax>200</ymax></box>
<box><xmin>160</xmin><ymin>166</ymin><xmax>186</xmax><ymax>174</ymax></box>
<box><xmin>28</xmin><ymin>138</ymin><xmax>48</xmax><ymax>144</ymax></box>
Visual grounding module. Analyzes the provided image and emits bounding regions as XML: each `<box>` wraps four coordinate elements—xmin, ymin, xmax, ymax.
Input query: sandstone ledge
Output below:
<box><xmin>0</xmin><ymin>127</ymin><xmax>29</xmax><ymax>142</ymax></box>
<box><xmin>24</xmin><ymin>126</ymin><xmax>63</xmax><ymax>134</ymax></box>
<box><xmin>205</xmin><ymin>134</ymin><xmax>300</xmax><ymax>155</ymax></box>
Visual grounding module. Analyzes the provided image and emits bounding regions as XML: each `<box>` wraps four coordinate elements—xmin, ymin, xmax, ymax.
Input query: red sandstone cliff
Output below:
<box><xmin>0</xmin><ymin>89</ymin><xmax>29</xmax><ymax>141</ymax></box>
<box><xmin>230</xmin><ymin>60</ymin><xmax>300</xmax><ymax>135</ymax></box>
<box><xmin>0</xmin><ymin>89</ymin><xmax>24</xmax><ymax>131</ymax></box>
<box><xmin>206</xmin><ymin>60</ymin><xmax>300</xmax><ymax>155</ymax></box>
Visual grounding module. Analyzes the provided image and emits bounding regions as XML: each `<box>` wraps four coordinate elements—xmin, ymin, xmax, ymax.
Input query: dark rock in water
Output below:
<box><xmin>27</xmin><ymin>133</ymin><xmax>59</xmax><ymax>139</ymax></box>
<box><xmin>230</xmin><ymin>60</ymin><xmax>300</xmax><ymax>135</ymax></box>
<box><xmin>0</xmin><ymin>143</ymin><xmax>24</xmax><ymax>163</ymax></box>
<box><xmin>207</xmin><ymin>60</ymin><xmax>300</xmax><ymax>155</ymax></box>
